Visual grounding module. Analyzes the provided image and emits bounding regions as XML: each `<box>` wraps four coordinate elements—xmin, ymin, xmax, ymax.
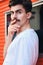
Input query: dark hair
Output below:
<box><xmin>9</xmin><ymin>0</ymin><xmax>32</xmax><ymax>13</ymax></box>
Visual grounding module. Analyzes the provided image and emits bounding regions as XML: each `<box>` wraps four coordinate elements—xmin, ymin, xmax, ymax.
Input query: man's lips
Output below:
<box><xmin>11</xmin><ymin>19</ymin><xmax>20</xmax><ymax>25</ymax></box>
<box><xmin>11</xmin><ymin>18</ymin><xmax>20</xmax><ymax>21</ymax></box>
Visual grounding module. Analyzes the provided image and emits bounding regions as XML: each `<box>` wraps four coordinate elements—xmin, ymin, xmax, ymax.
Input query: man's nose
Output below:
<box><xmin>11</xmin><ymin>13</ymin><xmax>17</xmax><ymax>21</ymax></box>
<box><xmin>14</xmin><ymin>12</ymin><xmax>17</xmax><ymax>18</ymax></box>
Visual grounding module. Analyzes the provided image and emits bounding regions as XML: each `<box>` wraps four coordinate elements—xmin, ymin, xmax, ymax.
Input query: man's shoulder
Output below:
<box><xmin>20</xmin><ymin>29</ymin><xmax>36</xmax><ymax>39</ymax></box>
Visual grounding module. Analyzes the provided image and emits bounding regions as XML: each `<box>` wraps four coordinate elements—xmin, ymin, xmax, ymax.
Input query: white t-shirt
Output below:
<box><xmin>3</xmin><ymin>29</ymin><xmax>39</xmax><ymax>65</ymax></box>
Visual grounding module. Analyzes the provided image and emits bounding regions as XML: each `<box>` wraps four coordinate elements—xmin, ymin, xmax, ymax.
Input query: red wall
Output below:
<box><xmin>31</xmin><ymin>0</ymin><xmax>38</xmax><ymax>2</ymax></box>
<box><xmin>37</xmin><ymin>57</ymin><xmax>43</xmax><ymax>65</ymax></box>
<box><xmin>0</xmin><ymin>0</ymin><xmax>10</xmax><ymax>65</ymax></box>
<box><xmin>0</xmin><ymin>0</ymin><xmax>43</xmax><ymax>65</ymax></box>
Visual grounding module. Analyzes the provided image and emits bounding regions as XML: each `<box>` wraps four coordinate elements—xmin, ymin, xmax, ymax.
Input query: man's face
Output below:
<box><xmin>10</xmin><ymin>4</ymin><xmax>29</xmax><ymax>27</ymax></box>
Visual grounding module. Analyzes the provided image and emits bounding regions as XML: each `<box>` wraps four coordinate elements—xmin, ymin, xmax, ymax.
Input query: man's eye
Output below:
<box><xmin>10</xmin><ymin>11</ymin><xmax>14</xmax><ymax>14</ymax></box>
<box><xmin>19</xmin><ymin>11</ymin><xmax>21</xmax><ymax>13</ymax></box>
<box><xmin>11</xmin><ymin>12</ymin><xmax>14</xmax><ymax>14</ymax></box>
<box><xmin>17</xmin><ymin>11</ymin><xmax>22</xmax><ymax>14</ymax></box>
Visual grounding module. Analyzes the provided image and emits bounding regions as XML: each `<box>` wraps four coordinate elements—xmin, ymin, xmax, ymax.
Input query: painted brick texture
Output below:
<box><xmin>0</xmin><ymin>0</ymin><xmax>10</xmax><ymax>65</ymax></box>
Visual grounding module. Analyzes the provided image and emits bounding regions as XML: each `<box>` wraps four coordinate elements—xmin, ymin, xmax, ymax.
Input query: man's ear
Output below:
<box><xmin>27</xmin><ymin>12</ymin><xmax>32</xmax><ymax>19</ymax></box>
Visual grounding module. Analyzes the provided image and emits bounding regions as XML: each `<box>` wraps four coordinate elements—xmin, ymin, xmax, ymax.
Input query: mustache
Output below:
<box><xmin>11</xmin><ymin>18</ymin><xmax>20</xmax><ymax>22</ymax></box>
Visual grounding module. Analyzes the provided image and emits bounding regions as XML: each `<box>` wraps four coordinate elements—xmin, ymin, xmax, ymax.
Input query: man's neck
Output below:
<box><xmin>17</xmin><ymin>23</ymin><xmax>31</xmax><ymax>35</ymax></box>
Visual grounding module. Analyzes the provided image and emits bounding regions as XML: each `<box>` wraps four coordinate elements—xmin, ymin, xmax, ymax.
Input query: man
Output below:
<box><xmin>3</xmin><ymin>0</ymin><xmax>39</xmax><ymax>65</ymax></box>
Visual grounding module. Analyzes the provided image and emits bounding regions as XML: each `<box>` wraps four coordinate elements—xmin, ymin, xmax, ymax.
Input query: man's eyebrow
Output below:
<box><xmin>10</xmin><ymin>11</ymin><xmax>14</xmax><ymax>13</ymax></box>
<box><xmin>15</xmin><ymin>9</ymin><xmax>22</xmax><ymax>12</ymax></box>
<box><xmin>10</xmin><ymin>9</ymin><xmax>22</xmax><ymax>14</ymax></box>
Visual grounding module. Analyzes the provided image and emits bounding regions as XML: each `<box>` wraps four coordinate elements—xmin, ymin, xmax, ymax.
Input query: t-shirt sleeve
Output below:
<box><xmin>16</xmin><ymin>36</ymin><xmax>38</xmax><ymax>65</ymax></box>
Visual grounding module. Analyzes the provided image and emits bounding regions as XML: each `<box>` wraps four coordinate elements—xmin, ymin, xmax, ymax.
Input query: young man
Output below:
<box><xmin>3</xmin><ymin>0</ymin><xmax>39</xmax><ymax>65</ymax></box>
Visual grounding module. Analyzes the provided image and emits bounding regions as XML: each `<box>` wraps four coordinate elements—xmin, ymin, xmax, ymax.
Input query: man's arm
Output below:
<box><xmin>3</xmin><ymin>20</ymin><xmax>20</xmax><ymax>58</ymax></box>
<box><xmin>3</xmin><ymin>32</ymin><xmax>14</xmax><ymax>58</ymax></box>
